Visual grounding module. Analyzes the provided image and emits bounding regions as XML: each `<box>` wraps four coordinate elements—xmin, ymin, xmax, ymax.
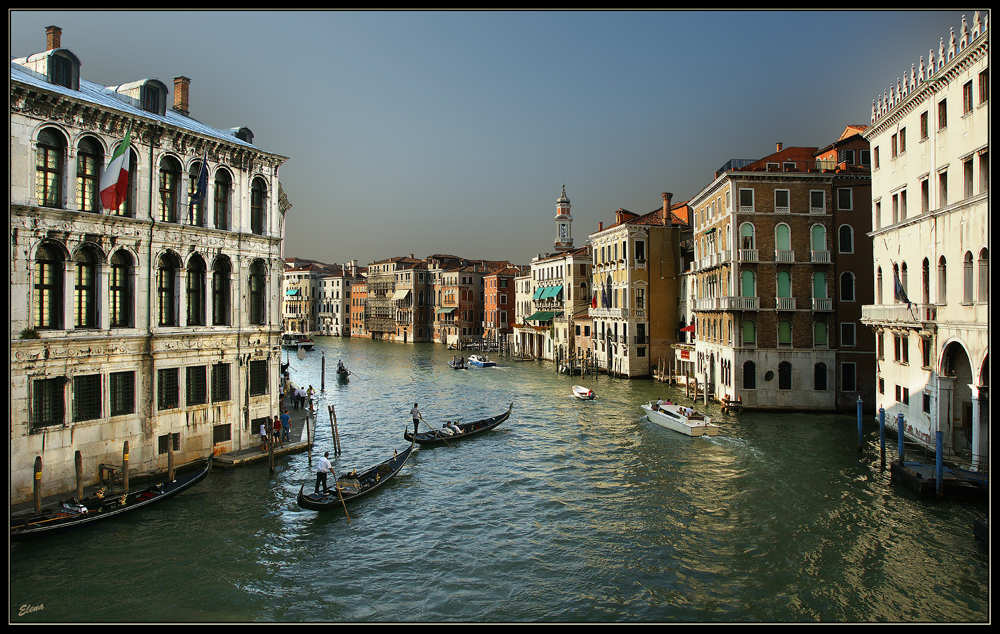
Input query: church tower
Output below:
<box><xmin>554</xmin><ymin>185</ymin><xmax>573</xmax><ymax>252</ymax></box>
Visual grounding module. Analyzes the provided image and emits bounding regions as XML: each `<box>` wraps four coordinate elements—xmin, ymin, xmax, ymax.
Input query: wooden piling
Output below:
<box><xmin>75</xmin><ymin>451</ymin><xmax>84</xmax><ymax>501</ymax></box>
<box><xmin>33</xmin><ymin>456</ymin><xmax>42</xmax><ymax>513</ymax></box>
<box><xmin>329</xmin><ymin>405</ymin><xmax>342</xmax><ymax>454</ymax></box>
<box><xmin>122</xmin><ymin>441</ymin><xmax>129</xmax><ymax>493</ymax></box>
<box><xmin>168</xmin><ymin>439</ymin><xmax>175</xmax><ymax>480</ymax></box>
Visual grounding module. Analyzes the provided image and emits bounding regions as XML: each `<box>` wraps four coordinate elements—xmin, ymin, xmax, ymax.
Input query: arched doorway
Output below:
<box><xmin>940</xmin><ymin>341</ymin><xmax>974</xmax><ymax>456</ymax></box>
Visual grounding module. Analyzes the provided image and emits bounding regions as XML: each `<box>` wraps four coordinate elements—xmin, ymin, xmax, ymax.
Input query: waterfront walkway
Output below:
<box><xmin>212</xmin><ymin>394</ymin><xmax>318</xmax><ymax>468</ymax></box>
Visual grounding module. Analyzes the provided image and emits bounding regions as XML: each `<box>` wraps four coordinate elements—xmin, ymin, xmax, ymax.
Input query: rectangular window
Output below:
<box><xmin>979</xmin><ymin>69</ymin><xmax>989</xmax><ymax>105</ymax></box>
<box><xmin>158</xmin><ymin>432</ymin><xmax>180</xmax><ymax>455</ymax></box>
<box><xmin>249</xmin><ymin>359</ymin><xmax>268</xmax><ymax>396</ymax></box>
<box><xmin>873</xmin><ymin>146</ymin><xmax>880</xmax><ymax>169</ymax></box>
<box><xmin>939</xmin><ymin>170</ymin><xmax>948</xmax><ymax>207</ymax></box>
<box><xmin>891</xmin><ymin>133</ymin><xmax>898</xmax><ymax>158</ymax></box>
<box><xmin>739</xmin><ymin>188</ymin><xmax>754</xmax><ymax>212</ymax></box>
<box><xmin>860</xmin><ymin>150</ymin><xmax>871</xmax><ymax>166</ymax></box>
<box><xmin>921</xmin><ymin>179</ymin><xmax>929</xmax><ymax>214</ymax></box>
<box><xmin>900</xmin><ymin>189</ymin><xmax>907</xmax><ymax>220</ymax></box>
<box><xmin>963</xmin><ymin>80</ymin><xmax>973</xmax><ymax>114</ymax></box>
<box><xmin>73</xmin><ymin>373</ymin><xmax>102</xmax><ymax>422</ymax></box>
<box><xmin>213</xmin><ymin>423</ymin><xmax>232</xmax><ymax>444</ymax></box>
<box><xmin>923</xmin><ymin>393</ymin><xmax>932</xmax><ymax>414</ymax></box>
<box><xmin>964</xmin><ymin>158</ymin><xmax>974</xmax><ymax>198</ymax></box>
<box><xmin>840</xmin><ymin>323</ymin><xmax>856</xmax><ymax>347</ymax></box>
<box><xmin>809</xmin><ymin>190</ymin><xmax>825</xmax><ymax>213</ymax></box>
<box><xmin>186</xmin><ymin>365</ymin><xmax>207</xmax><ymax>406</ymax></box>
<box><xmin>938</xmin><ymin>99</ymin><xmax>947</xmax><ymax>130</ymax></box>
<box><xmin>774</xmin><ymin>189</ymin><xmax>789</xmax><ymax>212</ymax></box>
<box><xmin>921</xmin><ymin>337</ymin><xmax>932</xmax><ymax>369</ymax></box>
<box><xmin>110</xmin><ymin>371</ymin><xmax>135</xmax><ymax>416</ymax></box>
<box><xmin>899</xmin><ymin>127</ymin><xmax>906</xmax><ymax>153</ymax></box>
<box><xmin>32</xmin><ymin>377</ymin><xmax>64</xmax><ymax>428</ymax></box>
<box><xmin>157</xmin><ymin>367</ymin><xmax>179</xmax><ymax>410</ymax></box>
<box><xmin>920</xmin><ymin>111</ymin><xmax>929</xmax><ymax>140</ymax></box>
<box><xmin>837</xmin><ymin>188</ymin><xmax>852</xmax><ymax>210</ymax></box>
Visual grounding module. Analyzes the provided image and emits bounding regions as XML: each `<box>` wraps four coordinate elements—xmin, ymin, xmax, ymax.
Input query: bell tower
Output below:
<box><xmin>554</xmin><ymin>185</ymin><xmax>573</xmax><ymax>252</ymax></box>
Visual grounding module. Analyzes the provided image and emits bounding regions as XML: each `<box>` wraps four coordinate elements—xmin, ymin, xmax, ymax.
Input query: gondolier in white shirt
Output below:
<box><xmin>410</xmin><ymin>403</ymin><xmax>424</xmax><ymax>436</ymax></box>
<box><xmin>316</xmin><ymin>451</ymin><xmax>335</xmax><ymax>494</ymax></box>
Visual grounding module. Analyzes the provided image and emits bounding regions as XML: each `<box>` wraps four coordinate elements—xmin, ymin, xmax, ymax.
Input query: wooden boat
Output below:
<box><xmin>448</xmin><ymin>356</ymin><xmax>468</xmax><ymax>370</ymax></box>
<box><xmin>10</xmin><ymin>456</ymin><xmax>212</xmax><ymax>541</ymax></box>
<box><xmin>641</xmin><ymin>402</ymin><xmax>720</xmax><ymax>437</ymax></box>
<box><xmin>573</xmin><ymin>385</ymin><xmax>595</xmax><ymax>400</ymax></box>
<box><xmin>468</xmin><ymin>354</ymin><xmax>496</xmax><ymax>367</ymax></box>
<box><xmin>404</xmin><ymin>402</ymin><xmax>513</xmax><ymax>446</ymax></box>
<box><xmin>336</xmin><ymin>366</ymin><xmax>350</xmax><ymax>381</ymax></box>
<box><xmin>281</xmin><ymin>332</ymin><xmax>315</xmax><ymax>351</ymax></box>
<box><xmin>297</xmin><ymin>442</ymin><xmax>414</xmax><ymax>511</ymax></box>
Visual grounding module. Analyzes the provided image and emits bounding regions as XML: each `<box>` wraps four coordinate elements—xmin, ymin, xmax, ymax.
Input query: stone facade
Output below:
<box><xmin>10</xmin><ymin>27</ymin><xmax>288</xmax><ymax>503</ymax></box>
<box><xmin>861</xmin><ymin>12</ymin><xmax>989</xmax><ymax>462</ymax></box>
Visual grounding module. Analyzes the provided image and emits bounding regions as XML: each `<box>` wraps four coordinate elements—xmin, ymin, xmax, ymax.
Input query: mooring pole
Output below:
<box><xmin>33</xmin><ymin>456</ymin><xmax>42</xmax><ymax>513</ymax></box>
<box><xmin>878</xmin><ymin>407</ymin><xmax>886</xmax><ymax>470</ymax></box>
<box><xmin>896</xmin><ymin>413</ymin><xmax>905</xmax><ymax>464</ymax></box>
<box><xmin>857</xmin><ymin>397</ymin><xmax>863</xmax><ymax>453</ymax></box>
<box><xmin>935</xmin><ymin>431</ymin><xmax>944</xmax><ymax>496</ymax></box>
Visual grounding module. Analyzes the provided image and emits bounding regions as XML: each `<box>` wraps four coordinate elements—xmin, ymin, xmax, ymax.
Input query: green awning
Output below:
<box><xmin>532</xmin><ymin>287</ymin><xmax>545</xmax><ymax>300</ymax></box>
<box><xmin>525</xmin><ymin>311</ymin><xmax>556</xmax><ymax>322</ymax></box>
<box><xmin>435</xmin><ymin>307</ymin><xmax>457</xmax><ymax>314</ymax></box>
<box><xmin>285</xmin><ymin>289</ymin><xmax>300</xmax><ymax>296</ymax></box>
<box><xmin>545</xmin><ymin>285</ymin><xmax>564</xmax><ymax>299</ymax></box>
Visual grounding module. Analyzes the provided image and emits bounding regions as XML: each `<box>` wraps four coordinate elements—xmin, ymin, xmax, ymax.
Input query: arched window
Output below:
<box><xmin>157</xmin><ymin>254</ymin><xmax>179</xmax><ymax>326</ymax></box>
<box><xmin>813</xmin><ymin>271</ymin><xmax>827</xmax><ymax>299</ymax></box>
<box><xmin>876</xmin><ymin>267</ymin><xmax>883</xmax><ymax>304</ymax></box>
<box><xmin>214</xmin><ymin>169</ymin><xmax>231</xmax><ymax>230</ymax></box>
<box><xmin>778</xmin><ymin>361</ymin><xmax>792</xmax><ymax>390</ymax></box>
<box><xmin>840</xmin><ymin>272</ymin><xmax>855</xmax><ymax>302</ymax></box>
<box><xmin>188</xmin><ymin>160</ymin><xmax>207</xmax><ymax>226</ymax></box>
<box><xmin>36</xmin><ymin>128</ymin><xmax>66</xmax><ymax>208</ymax></box>
<box><xmin>159</xmin><ymin>156</ymin><xmax>182</xmax><ymax>222</ymax></box>
<box><xmin>810</xmin><ymin>224</ymin><xmax>826</xmax><ymax>252</ymax></box>
<box><xmin>251</xmin><ymin>177</ymin><xmax>266</xmax><ymax>235</ymax></box>
<box><xmin>109</xmin><ymin>250</ymin><xmax>133</xmax><ymax>328</ymax></box>
<box><xmin>741</xmin><ymin>270</ymin><xmax>756</xmax><ymax>297</ymax></box>
<box><xmin>963</xmin><ymin>251</ymin><xmax>974</xmax><ymax>303</ymax></box>
<box><xmin>249</xmin><ymin>260</ymin><xmax>267</xmax><ymax>325</ymax></box>
<box><xmin>978</xmin><ymin>248</ymin><xmax>989</xmax><ymax>302</ymax></box>
<box><xmin>775</xmin><ymin>223</ymin><xmax>791</xmax><ymax>252</ymax></box>
<box><xmin>186</xmin><ymin>255</ymin><xmax>206</xmax><ymax>326</ymax></box>
<box><xmin>109</xmin><ymin>147</ymin><xmax>138</xmax><ymax>217</ymax></box>
<box><xmin>212</xmin><ymin>257</ymin><xmax>231</xmax><ymax>326</ymax></box>
<box><xmin>739</xmin><ymin>223</ymin><xmax>755</xmax><ymax>249</ymax></box>
<box><xmin>814</xmin><ymin>320</ymin><xmax>828</xmax><ymax>347</ymax></box>
<box><xmin>814</xmin><ymin>363</ymin><xmax>828</xmax><ymax>391</ymax></box>
<box><xmin>777</xmin><ymin>271</ymin><xmax>792</xmax><ymax>298</ymax></box>
<box><xmin>742</xmin><ymin>360</ymin><xmax>756</xmax><ymax>390</ymax></box>
<box><xmin>74</xmin><ymin>248</ymin><xmax>99</xmax><ymax>328</ymax></box>
<box><xmin>938</xmin><ymin>256</ymin><xmax>947</xmax><ymax>304</ymax></box>
<box><xmin>76</xmin><ymin>136</ymin><xmax>103</xmax><ymax>212</ymax></box>
<box><xmin>34</xmin><ymin>243</ymin><xmax>64</xmax><ymax>329</ymax></box>
<box><xmin>921</xmin><ymin>258</ymin><xmax>931</xmax><ymax>304</ymax></box>
<box><xmin>838</xmin><ymin>225</ymin><xmax>854</xmax><ymax>253</ymax></box>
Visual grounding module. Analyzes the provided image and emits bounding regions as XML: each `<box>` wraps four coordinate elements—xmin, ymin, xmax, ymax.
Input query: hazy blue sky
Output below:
<box><xmin>10</xmin><ymin>10</ymin><xmax>979</xmax><ymax>267</ymax></box>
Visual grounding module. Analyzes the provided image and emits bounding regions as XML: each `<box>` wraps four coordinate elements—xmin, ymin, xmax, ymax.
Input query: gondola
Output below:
<box><xmin>297</xmin><ymin>441</ymin><xmax>414</xmax><ymax>511</ymax></box>
<box><xmin>403</xmin><ymin>402</ymin><xmax>513</xmax><ymax>446</ymax></box>
<box><xmin>336</xmin><ymin>366</ymin><xmax>350</xmax><ymax>382</ymax></box>
<box><xmin>10</xmin><ymin>455</ymin><xmax>212</xmax><ymax>542</ymax></box>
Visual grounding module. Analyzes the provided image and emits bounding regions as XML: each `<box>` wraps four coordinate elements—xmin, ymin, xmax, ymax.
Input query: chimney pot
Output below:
<box><xmin>173</xmin><ymin>76</ymin><xmax>191</xmax><ymax>117</ymax></box>
<box><xmin>776</xmin><ymin>142</ymin><xmax>783</xmax><ymax>152</ymax></box>
<box><xmin>46</xmin><ymin>25</ymin><xmax>62</xmax><ymax>50</ymax></box>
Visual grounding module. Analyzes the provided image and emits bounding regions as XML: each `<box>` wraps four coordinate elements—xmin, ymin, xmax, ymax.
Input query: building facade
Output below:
<box><xmin>861</xmin><ymin>12</ymin><xmax>989</xmax><ymax>462</ymax></box>
<box><xmin>10</xmin><ymin>26</ymin><xmax>289</xmax><ymax>502</ymax></box>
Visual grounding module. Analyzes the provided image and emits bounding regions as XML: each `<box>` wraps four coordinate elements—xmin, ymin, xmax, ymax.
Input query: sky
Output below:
<box><xmin>10</xmin><ymin>9</ymin><xmax>982</xmax><ymax>268</ymax></box>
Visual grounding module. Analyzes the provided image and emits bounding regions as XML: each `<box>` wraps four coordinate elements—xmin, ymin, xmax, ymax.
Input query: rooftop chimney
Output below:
<box><xmin>46</xmin><ymin>25</ymin><xmax>62</xmax><ymax>50</ymax></box>
<box><xmin>776</xmin><ymin>142</ymin><xmax>783</xmax><ymax>152</ymax></box>
<box><xmin>173</xmin><ymin>76</ymin><xmax>191</xmax><ymax>117</ymax></box>
<box><xmin>662</xmin><ymin>192</ymin><xmax>673</xmax><ymax>227</ymax></box>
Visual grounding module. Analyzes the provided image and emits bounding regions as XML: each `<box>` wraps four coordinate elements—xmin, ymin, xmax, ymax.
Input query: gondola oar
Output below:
<box><xmin>333</xmin><ymin>480</ymin><xmax>351</xmax><ymax>524</ymax></box>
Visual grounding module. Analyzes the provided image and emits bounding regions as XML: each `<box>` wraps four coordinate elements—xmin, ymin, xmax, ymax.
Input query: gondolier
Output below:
<box><xmin>410</xmin><ymin>403</ymin><xmax>424</xmax><ymax>436</ymax></box>
<box><xmin>316</xmin><ymin>452</ymin><xmax>335</xmax><ymax>494</ymax></box>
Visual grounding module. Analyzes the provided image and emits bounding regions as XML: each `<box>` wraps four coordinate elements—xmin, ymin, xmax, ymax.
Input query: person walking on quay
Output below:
<box><xmin>281</xmin><ymin>409</ymin><xmax>291</xmax><ymax>442</ymax></box>
<box><xmin>410</xmin><ymin>403</ymin><xmax>424</xmax><ymax>436</ymax></box>
<box><xmin>307</xmin><ymin>385</ymin><xmax>316</xmax><ymax>411</ymax></box>
<box><xmin>297</xmin><ymin>386</ymin><xmax>307</xmax><ymax>410</ymax></box>
<box><xmin>273</xmin><ymin>415</ymin><xmax>283</xmax><ymax>448</ymax></box>
<box><xmin>315</xmin><ymin>451</ymin><xmax>335</xmax><ymax>494</ymax></box>
<box><xmin>260</xmin><ymin>420</ymin><xmax>268</xmax><ymax>453</ymax></box>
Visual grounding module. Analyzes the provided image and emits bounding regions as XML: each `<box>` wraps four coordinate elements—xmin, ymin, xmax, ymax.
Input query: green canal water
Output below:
<box><xmin>10</xmin><ymin>338</ymin><xmax>989</xmax><ymax>622</ymax></box>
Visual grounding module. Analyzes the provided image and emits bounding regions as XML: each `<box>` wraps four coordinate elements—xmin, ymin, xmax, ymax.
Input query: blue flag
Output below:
<box><xmin>893</xmin><ymin>266</ymin><xmax>911</xmax><ymax>308</ymax></box>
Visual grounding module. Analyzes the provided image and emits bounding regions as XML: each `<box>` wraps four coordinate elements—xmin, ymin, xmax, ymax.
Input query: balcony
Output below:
<box><xmin>811</xmin><ymin>250</ymin><xmax>831</xmax><ymax>263</ymax></box>
<box><xmin>861</xmin><ymin>303</ymin><xmax>938</xmax><ymax>326</ymax></box>
<box><xmin>739</xmin><ymin>249</ymin><xmax>759</xmax><ymax>263</ymax></box>
<box><xmin>812</xmin><ymin>298</ymin><xmax>833</xmax><ymax>311</ymax></box>
<box><xmin>775</xmin><ymin>250</ymin><xmax>795</xmax><ymax>263</ymax></box>
<box><xmin>775</xmin><ymin>297</ymin><xmax>796</xmax><ymax>311</ymax></box>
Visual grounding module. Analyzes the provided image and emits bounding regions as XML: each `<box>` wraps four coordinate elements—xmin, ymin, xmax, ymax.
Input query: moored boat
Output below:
<box><xmin>468</xmin><ymin>354</ymin><xmax>496</xmax><ymax>367</ymax></box>
<box><xmin>281</xmin><ymin>332</ymin><xmax>315</xmax><ymax>351</ymax></box>
<box><xmin>297</xmin><ymin>442</ymin><xmax>414</xmax><ymax>511</ymax></box>
<box><xmin>641</xmin><ymin>402</ymin><xmax>719</xmax><ymax>437</ymax></box>
<box><xmin>404</xmin><ymin>402</ymin><xmax>513</xmax><ymax>446</ymax></box>
<box><xmin>11</xmin><ymin>455</ymin><xmax>212</xmax><ymax>541</ymax></box>
<box><xmin>573</xmin><ymin>385</ymin><xmax>595</xmax><ymax>400</ymax></box>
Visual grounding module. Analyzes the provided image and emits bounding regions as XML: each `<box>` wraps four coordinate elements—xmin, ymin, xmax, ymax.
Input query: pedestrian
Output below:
<box><xmin>260</xmin><ymin>420</ymin><xmax>268</xmax><ymax>452</ymax></box>
<box><xmin>315</xmin><ymin>451</ymin><xmax>335</xmax><ymax>494</ymax></box>
<box><xmin>307</xmin><ymin>385</ymin><xmax>315</xmax><ymax>411</ymax></box>
<box><xmin>291</xmin><ymin>385</ymin><xmax>299</xmax><ymax>410</ymax></box>
<box><xmin>281</xmin><ymin>409</ymin><xmax>291</xmax><ymax>442</ymax></box>
<box><xmin>297</xmin><ymin>387</ymin><xmax>306</xmax><ymax>410</ymax></box>
<box><xmin>410</xmin><ymin>402</ymin><xmax>424</xmax><ymax>436</ymax></box>
<box><xmin>273</xmin><ymin>415</ymin><xmax>283</xmax><ymax>448</ymax></box>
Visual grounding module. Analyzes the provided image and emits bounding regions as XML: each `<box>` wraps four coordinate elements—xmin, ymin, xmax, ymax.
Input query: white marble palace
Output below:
<box><xmin>861</xmin><ymin>12</ymin><xmax>989</xmax><ymax>465</ymax></box>
<box><xmin>10</xmin><ymin>26</ymin><xmax>290</xmax><ymax>503</ymax></box>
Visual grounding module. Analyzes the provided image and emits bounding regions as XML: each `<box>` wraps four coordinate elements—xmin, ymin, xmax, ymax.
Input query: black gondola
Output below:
<box><xmin>297</xmin><ymin>442</ymin><xmax>414</xmax><ymax>511</ymax></box>
<box><xmin>11</xmin><ymin>455</ymin><xmax>212</xmax><ymax>542</ymax></box>
<box><xmin>403</xmin><ymin>402</ymin><xmax>513</xmax><ymax>446</ymax></box>
<box><xmin>337</xmin><ymin>366</ymin><xmax>350</xmax><ymax>382</ymax></box>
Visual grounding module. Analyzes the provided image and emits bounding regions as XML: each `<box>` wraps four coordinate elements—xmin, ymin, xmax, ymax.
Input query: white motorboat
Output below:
<box><xmin>468</xmin><ymin>354</ymin><xmax>496</xmax><ymax>367</ymax></box>
<box><xmin>572</xmin><ymin>385</ymin><xmax>595</xmax><ymax>400</ymax></box>
<box><xmin>641</xmin><ymin>402</ymin><xmax>719</xmax><ymax>437</ymax></box>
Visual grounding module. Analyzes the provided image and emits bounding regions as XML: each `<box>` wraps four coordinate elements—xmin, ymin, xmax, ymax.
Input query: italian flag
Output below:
<box><xmin>100</xmin><ymin>127</ymin><xmax>133</xmax><ymax>211</ymax></box>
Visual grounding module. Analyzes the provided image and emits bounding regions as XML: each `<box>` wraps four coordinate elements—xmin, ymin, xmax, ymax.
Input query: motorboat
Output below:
<box><xmin>281</xmin><ymin>332</ymin><xmax>315</xmax><ymax>351</ymax></box>
<box><xmin>641</xmin><ymin>401</ymin><xmax>719</xmax><ymax>437</ymax></box>
<box><xmin>572</xmin><ymin>385</ymin><xmax>595</xmax><ymax>400</ymax></box>
<box><xmin>468</xmin><ymin>354</ymin><xmax>496</xmax><ymax>367</ymax></box>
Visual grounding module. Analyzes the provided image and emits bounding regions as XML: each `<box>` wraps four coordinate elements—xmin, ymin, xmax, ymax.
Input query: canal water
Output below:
<box><xmin>10</xmin><ymin>338</ymin><xmax>989</xmax><ymax>623</ymax></box>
